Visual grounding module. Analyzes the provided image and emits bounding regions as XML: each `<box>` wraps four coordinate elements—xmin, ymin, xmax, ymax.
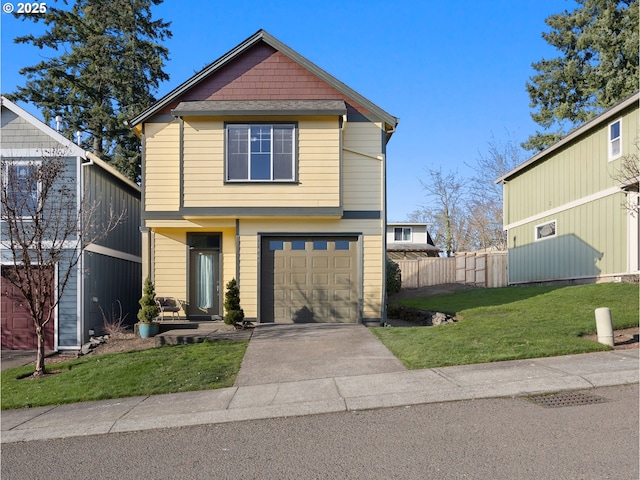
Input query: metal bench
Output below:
<box><xmin>155</xmin><ymin>297</ymin><xmax>182</xmax><ymax>320</ymax></box>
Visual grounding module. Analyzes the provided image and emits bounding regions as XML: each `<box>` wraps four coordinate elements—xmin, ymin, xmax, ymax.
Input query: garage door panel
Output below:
<box><xmin>290</xmin><ymin>257</ymin><xmax>307</xmax><ymax>269</ymax></box>
<box><xmin>261</xmin><ymin>236</ymin><xmax>358</xmax><ymax>323</ymax></box>
<box><xmin>290</xmin><ymin>273</ymin><xmax>307</xmax><ymax>285</ymax></box>
<box><xmin>333</xmin><ymin>257</ymin><xmax>352</xmax><ymax>269</ymax></box>
<box><xmin>312</xmin><ymin>257</ymin><xmax>329</xmax><ymax>268</ymax></box>
<box><xmin>313</xmin><ymin>289</ymin><xmax>329</xmax><ymax>301</ymax></box>
<box><xmin>312</xmin><ymin>273</ymin><xmax>329</xmax><ymax>285</ymax></box>
<box><xmin>1</xmin><ymin>266</ymin><xmax>55</xmax><ymax>350</ymax></box>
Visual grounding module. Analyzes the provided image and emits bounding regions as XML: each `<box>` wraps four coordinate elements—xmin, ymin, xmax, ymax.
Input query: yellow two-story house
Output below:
<box><xmin>129</xmin><ymin>30</ymin><xmax>398</xmax><ymax>324</ymax></box>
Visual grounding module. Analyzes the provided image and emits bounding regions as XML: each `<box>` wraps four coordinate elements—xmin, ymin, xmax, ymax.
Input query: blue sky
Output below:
<box><xmin>1</xmin><ymin>0</ymin><xmax>569</xmax><ymax>220</ymax></box>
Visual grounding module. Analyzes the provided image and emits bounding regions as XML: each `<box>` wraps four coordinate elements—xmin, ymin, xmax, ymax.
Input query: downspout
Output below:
<box><xmin>78</xmin><ymin>154</ymin><xmax>91</xmax><ymax>346</ymax></box>
<box><xmin>381</xmin><ymin>122</ymin><xmax>397</xmax><ymax>325</ymax></box>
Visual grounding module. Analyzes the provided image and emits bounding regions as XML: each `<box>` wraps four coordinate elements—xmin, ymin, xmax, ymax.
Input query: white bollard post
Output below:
<box><xmin>594</xmin><ymin>307</ymin><xmax>614</xmax><ymax>347</ymax></box>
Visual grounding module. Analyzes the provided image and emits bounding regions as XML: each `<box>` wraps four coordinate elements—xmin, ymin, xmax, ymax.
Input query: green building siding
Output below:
<box><xmin>508</xmin><ymin>192</ymin><xmax>629</xmax><ymax>283</ymax></box>
<box><xmin>503</xmin><ymin>97</ymin><xmax>637</xmax><ymax>284</ymax></box>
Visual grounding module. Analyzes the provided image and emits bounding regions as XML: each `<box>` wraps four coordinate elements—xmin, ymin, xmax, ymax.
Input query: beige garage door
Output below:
<box><xmin>261</xmin><ymin>237</ymin><xmax>359</xmax><ymax>323</ymax></box>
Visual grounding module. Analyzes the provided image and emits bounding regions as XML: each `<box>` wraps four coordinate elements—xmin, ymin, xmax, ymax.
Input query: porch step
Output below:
<box><xmin>154</xmin><ymin>322</ymin><xmax>253</xmax><ymax>346</ymax></box>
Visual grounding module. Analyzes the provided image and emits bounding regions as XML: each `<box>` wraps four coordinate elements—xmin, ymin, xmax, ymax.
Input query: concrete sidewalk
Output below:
<box><xmin>2</xmin><ymin>348</ymin><xmax>637</xmax><ymax>444</ymax></box>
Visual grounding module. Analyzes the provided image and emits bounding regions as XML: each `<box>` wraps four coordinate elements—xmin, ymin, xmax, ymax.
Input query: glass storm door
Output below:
<box><xmin>189</xmin><ymin>250</ymin><xmax>219</xmax><ymax>318</ymax></box>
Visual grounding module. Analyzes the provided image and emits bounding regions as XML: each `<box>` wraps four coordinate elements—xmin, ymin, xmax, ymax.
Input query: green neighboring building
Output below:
<box><xmin>497</xmin><ymin>92</ymin><xmax>639</xmax><ymax>284</ymax></box>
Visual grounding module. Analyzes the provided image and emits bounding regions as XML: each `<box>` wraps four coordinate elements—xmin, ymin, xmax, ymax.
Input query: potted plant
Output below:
<box><xmin>137</xmin><ymin>277</ymin><xmax>160</xmax><ymax>338</ymax></box>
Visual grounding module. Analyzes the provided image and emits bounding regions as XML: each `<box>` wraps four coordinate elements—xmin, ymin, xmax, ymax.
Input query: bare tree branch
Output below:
<box><xmin>1</xmin><ymin>151</ymin><xmax>124</xmax><ymax>376</ymax></box>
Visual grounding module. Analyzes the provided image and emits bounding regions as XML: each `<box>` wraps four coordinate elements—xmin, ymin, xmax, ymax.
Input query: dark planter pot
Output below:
<box><xmin>138</xmin><ymin>322</ymin><xmax>160</xmax><ymax>338</ymax></box>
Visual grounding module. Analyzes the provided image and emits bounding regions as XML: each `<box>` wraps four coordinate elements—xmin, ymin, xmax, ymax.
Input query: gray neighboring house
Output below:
<box><xmin>1</xmin><ymin>97</ymin><xmax>141</xmax><ymax>351</ymax></box>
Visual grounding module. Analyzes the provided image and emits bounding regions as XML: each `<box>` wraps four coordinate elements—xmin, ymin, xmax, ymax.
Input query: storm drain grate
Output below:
<box><xmin>527</xmin><ymin>391</ymin><xmax>607</xmax><ymax>408</ymax></box>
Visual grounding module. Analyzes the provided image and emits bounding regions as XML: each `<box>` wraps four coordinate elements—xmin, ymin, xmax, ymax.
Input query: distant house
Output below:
<box><xmin>1</xmin><ymin>97</ymin><xmax>141</xmax><ymax>351</ymax></box>
<box><xmin>127</xmin><ymin>30</ymin><xmax>398</xmax><ymax>324</ymax></box>
<box><xmin>497</xmin><ymin>92</ymin><xmax>639</xmax><ymax>284</ymax></box>
<box><xmin>386</xmin><ymin>222</ymin><xmax>440</xmax><ymax>259</ymax></box>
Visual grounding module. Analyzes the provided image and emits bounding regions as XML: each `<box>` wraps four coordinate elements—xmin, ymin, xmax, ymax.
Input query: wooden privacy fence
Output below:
<box><xmin>395</xmin><ymin>251</ymin><xmax>508</xmax><ymax>289</ymax></box>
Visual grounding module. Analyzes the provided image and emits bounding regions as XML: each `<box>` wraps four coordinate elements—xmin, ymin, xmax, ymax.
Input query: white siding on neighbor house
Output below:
<box><xmin>386</xmin><ymin>225</ymin><xmax>429</xmax><ymax>244</ymax></box>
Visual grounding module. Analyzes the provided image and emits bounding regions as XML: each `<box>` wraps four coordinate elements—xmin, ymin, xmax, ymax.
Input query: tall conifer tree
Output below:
<box><xmin>8</xmin><ymin>0</ymin><xmax>172</xmax><ymax>181</ymax></box>
<box><xmin>524</xmin><ymin>0</ymin><xmax>639</xmax><ymax>151</ymax></box>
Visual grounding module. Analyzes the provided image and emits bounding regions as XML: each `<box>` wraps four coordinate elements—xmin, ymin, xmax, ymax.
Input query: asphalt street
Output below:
<box><xmin>2</xmin><ymin>384</ymin><xmax>637</xmax><ymax>480</ymax></box>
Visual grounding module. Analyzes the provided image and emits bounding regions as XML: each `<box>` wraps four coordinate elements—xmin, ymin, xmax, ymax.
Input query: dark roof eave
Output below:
<box><xmin>170</xmin><ymin>99</ymin><xmax>348</xmax><ymax>118</ymax></box>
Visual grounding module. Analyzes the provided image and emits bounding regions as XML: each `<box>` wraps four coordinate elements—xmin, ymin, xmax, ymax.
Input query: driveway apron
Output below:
<box><xmin>234</xmin><ymin>323</ymin><xmax>406</xmax><ymax>386</ymax></box>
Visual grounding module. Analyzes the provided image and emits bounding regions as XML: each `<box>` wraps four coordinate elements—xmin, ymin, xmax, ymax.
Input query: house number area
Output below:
<box><xmin>2</xmin><ymin>2</ymin><xmax>47</xmax><ymax>14</ymax></box>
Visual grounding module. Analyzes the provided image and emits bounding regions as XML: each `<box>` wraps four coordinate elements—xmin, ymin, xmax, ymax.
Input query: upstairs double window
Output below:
<box><xmin>226</xmin><ymin>124</ymin><xmax>295</xmax><ymax>182</ymax></box>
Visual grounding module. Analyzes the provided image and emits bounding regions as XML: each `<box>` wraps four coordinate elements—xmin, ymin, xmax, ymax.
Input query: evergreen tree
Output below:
<box><xmin>223</xmin><ymin>278</ymin><xmax>244</xmax><ymax>326</ymax></box>
<box><xmin>8</xmin><ymin>0</ymin><xmax>172</xmax><ymax>182</ymax></box>
<box><xmin>524</xmin><ymin>0</ymin><xmax>639</xmax><ymax>151</ymax></box>
<box><xmin>138</xmin><ymin>277</ymin><xmax>160</xmax><ymax>323</ymax></box>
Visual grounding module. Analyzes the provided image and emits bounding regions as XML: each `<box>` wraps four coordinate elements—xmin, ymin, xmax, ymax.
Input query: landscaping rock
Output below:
<box><xmin>386</xmin><ymin>305</ymin><xmax>457</xmax><ymax>327</ymax></box>
<box><xmin>80</xmin><ymin>336</ymin><xmax>108</xmax><ymax>356</ymax></box>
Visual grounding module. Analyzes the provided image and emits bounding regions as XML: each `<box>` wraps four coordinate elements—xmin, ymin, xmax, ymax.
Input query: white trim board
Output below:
<box><xmin>504</xmin><ymin>186</ymin><xmax>623</xmax><ymax>231</ymax></box>
<box><xmin>84</xmin><ymin>243</ymin><xmax>142</xmax><ymax>264</ymax></box>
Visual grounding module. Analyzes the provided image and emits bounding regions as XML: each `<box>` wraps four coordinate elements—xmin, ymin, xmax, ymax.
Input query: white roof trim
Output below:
<box><xmin>496</xmin><ymin>91</ymin><xmax>640</xmax><ymax>184</ymax></box>
<box><xmin>1</xmin><ymin>96</ymin><xmax>86</xmax><ymax>158</ymax></box>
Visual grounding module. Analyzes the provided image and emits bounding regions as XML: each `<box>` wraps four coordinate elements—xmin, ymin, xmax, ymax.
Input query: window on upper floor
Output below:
<box><xmin>2</xmin><ymin>162</ymin><xmax>40</xmax><ymax>218</ymax></box>
<box><xmin>226</xmin><ymin>124</ymin><xmax>296</xmax><ymax>182</ymax></box>
<box><xmin>609</xmin><ymin>118</ymin><xmax>622</xmax><ymax>161</ymax></box>
<box><xmin>394</xmin><ymin>227</ymin><xmax>412</xmax><ymax>242</ymax></box>
<box><xmin>535</xmin><ymin>220</ymin><xmax>556</xmax><ymax>241</ymax></box>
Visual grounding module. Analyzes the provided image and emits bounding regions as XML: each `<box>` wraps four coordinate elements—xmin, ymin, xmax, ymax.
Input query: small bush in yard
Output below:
<box><xmin>386</xmin><ymin>257</ymin><xmax>402</xmax><ymax>295</ymax></box>
<box><xmin>100</xmin><ymin>300</ymin><xmax>129</xmax><ymax>335</ymax></box>
<box><xmin>224</xmin><ymin>278</ymin><xmax>244</xmax><ymax>326</ymax></box>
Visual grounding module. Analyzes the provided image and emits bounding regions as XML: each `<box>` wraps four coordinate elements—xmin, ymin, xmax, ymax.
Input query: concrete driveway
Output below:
<box><xmin>234</xmin><ymin>323</ymin><xmax>406</xmax><ymax>386</ymax></box>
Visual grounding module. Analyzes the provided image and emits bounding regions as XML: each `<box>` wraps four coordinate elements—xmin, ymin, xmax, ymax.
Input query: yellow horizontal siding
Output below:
<box><xmin>362</xmin><ymin>235</ymin><xmax>383</xmax><ymax>318</ymax></box>
<box><xmin>343</xmin><ymin>152</ymin><xmax>382</xmax><ymax>210</ymax></box>
<box><xmin>145</xmin><ymin>122</ymin><xmax>180</xmax><ymax>211</ymax></box>
<box><xmin>148</xmin><ymin>218</ymin><xmax>383</xmax><ymax>320</ymax></box>
<box><xmin>238</xmin><ymin>234</ymin><xmax>258</xmax><ymax>317</ymax></box>
<box><xmin>342</xmin><ymin>121</ymin><xmax>383</xmax><ymax>211</ymax></box>
<box><xmin>153</xmin><ymin>231</ymin><xmax>187</xmax><ymax>300</ymax></box>
<box><xmin>343</xmin><ymin>121</ymin><xmax>383</xmax><ymax>155</ymax></box>
<box><xmin>182</xmin><ymin>117</ymin><xmax>341</xmax><ymax>208</ymax></box>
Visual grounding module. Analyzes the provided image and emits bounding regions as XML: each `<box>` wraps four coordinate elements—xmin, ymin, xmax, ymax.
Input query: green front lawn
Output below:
<box><xmin>1</xmin><ymin>340</ymin><xmax>248</xmax><ymax>410</ymax></box>
<box><xmin>372</xmin><ymin>283</ymin><xmax>638</xmax><ymax>369</ymax></box>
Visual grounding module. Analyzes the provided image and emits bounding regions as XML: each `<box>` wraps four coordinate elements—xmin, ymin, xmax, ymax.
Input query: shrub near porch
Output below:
<box><xmin>372</xmin><ymin>283</ymin><xmax>638</xmax><ymax>369</ymax></box>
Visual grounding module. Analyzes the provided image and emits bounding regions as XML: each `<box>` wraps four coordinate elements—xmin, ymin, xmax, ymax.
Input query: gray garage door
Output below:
<box><xmin>261</xmin><ymin>236</ymin><xmax>359</xmax><ymax>323</ymax></box>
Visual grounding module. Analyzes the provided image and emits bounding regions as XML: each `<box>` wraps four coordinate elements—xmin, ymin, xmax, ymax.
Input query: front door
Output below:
<box><xmin>189</xmin><ymin>250</ymin><xmax>220</xmax><ymax>318</ymax></box>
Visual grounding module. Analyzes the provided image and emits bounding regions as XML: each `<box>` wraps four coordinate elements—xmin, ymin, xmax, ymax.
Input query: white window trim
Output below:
<box><xmin>534</xmin><ymin>219</ymin><xmax>557</xmax><ymax>241</ymax></box>
<box><xmin>608</xmin><ymin>118</ymin><xmax>622</xmax><ymax>162</ymax></box>
<box><xmin>2</xmin><ymin>160</ymin><xmax>42</xmax><ymax>219</ymax></box>
<box><xmin>394</xmin><ymin>227</ymin><xmax>412</xmax><ymax>242</ymax></box>
<box><xmin>225</xmin><ymin>123</ymin><xmax>296</xmax><ymax>182</ymax></box>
